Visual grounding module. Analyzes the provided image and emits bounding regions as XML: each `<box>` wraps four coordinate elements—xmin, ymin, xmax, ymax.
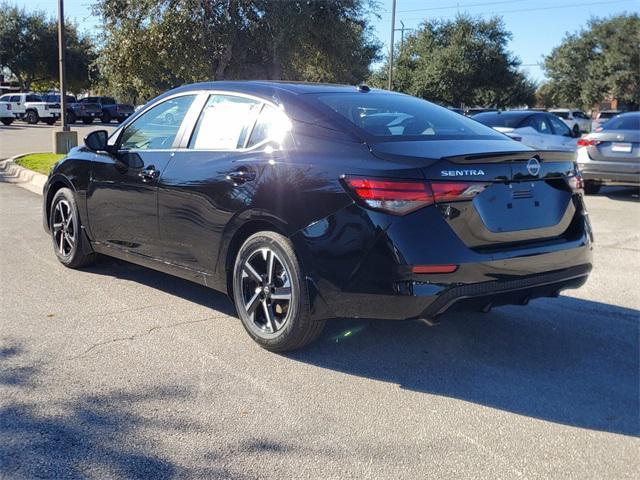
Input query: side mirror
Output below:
<box><xmin>84</xmin><ymin>130</ymin><xmax>109</xmax><ymax>151</ymax></box>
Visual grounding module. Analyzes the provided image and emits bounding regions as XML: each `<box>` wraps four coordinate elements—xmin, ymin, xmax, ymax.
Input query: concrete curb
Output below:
<box><xmin>0</xmin><ymin>153</ymin><xmax>47</xmax><ymax>196</ymax></box>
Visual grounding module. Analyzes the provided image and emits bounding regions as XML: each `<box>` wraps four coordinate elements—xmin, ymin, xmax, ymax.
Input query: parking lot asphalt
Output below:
<box><xmin>0</xmin><ymin>181</ymin><xmax>639</xmax><ymax>477</ymax></box>
<box><xmin>0</xmin><ymin>123</ymin><xmax>117</xmax><ymax>159</ymax></box>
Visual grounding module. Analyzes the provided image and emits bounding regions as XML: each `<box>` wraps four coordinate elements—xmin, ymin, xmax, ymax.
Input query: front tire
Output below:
<box><xmin>50</xmin><ymin>188</ymin><xmax>95</xmax><ymax>268</ymax></box>
<box><xmin>82</xmin><ymin>117</ymin><xmax>94</xmax><ymax>124</ymax></box>
<box><xmin>0</xmin><ymin>118</ymin><xmax>13</xmax><ymax>126</ymax></box>
<box><xmin>44</xmin><ymin>118</ymin><xmax>56</xmax><ymax>125</ymax></box>
<box><xmin>101</xmin><ymin>112</ymin><xmax>111</xmax><ymax>123</ymax></box>
<box><xmin>232</xmin><ymin>231</ymin><xmax>325</xmax><ymax>352</ymax></box>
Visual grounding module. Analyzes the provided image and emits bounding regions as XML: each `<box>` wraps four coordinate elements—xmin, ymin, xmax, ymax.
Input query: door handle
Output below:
<box><xmin>226</xmin><ymin>169</ymin><xmax>256</xmax><ymax>184</ymax></box>
<box><xmin>138</xmin><ymin>166</ymin><xmax>160</xmax><ymax>182</ymax></box>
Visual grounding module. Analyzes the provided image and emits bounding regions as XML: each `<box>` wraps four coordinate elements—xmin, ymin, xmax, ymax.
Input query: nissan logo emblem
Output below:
<box><xmin>527</xmin><ymin>157</ymin><xmax>541</xmax><ymax>176</ymax></box>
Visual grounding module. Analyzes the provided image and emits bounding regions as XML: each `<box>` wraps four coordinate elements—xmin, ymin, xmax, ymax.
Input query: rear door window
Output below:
<box><xmin>188</xmin><ymin>94</ymin><xmax>262</xmax><ymax>150</ymax></box>
<box><xmin>532</xmin><ymin>114</ymin><xmax>551</xmax><ymax>134</ymax></box>
<box><xmin>548</xmin><ymin>114</ymin><xmax>571</xmax><ymax>136</ymax></box>
<box><xmin>246</xmin><ymin>104</ymin><xmax>292</xmax><ymax>147</ymax></box>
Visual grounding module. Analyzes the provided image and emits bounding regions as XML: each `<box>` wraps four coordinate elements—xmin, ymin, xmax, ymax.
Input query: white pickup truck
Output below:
<box><xmin>0</xmin><ymin>101</ymin><xmax>14</xmax><ymax>125</ymax></box>
<box><xmin>0</xmin><ymin>93</ymin><xmax>61</xmax><ymax>125</ymax></box>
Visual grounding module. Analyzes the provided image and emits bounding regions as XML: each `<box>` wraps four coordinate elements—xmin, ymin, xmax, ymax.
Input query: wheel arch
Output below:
<box><xmin>44</xmin><ymin>175</ymin><xmax>76</xmax><ymax>231</ymax></box>
<box><xmin>220</xmin><ymin>216</ymin><xmax>290</xmax><ymax>297</ymax></box>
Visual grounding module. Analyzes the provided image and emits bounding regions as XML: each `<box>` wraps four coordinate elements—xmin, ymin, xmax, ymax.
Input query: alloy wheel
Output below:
<box><xmin>52</xmin><ymin>199</ymin><xmax>76</xmax><ymax>257</ymax></box>
<box><xmin>240</xmin><ymin>247</ymin><xmax>293</xmax><ymax>334</ymax></box>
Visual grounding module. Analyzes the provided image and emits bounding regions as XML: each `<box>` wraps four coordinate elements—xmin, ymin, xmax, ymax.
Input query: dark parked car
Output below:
<box><xmin>576</xmin><ymin>111</ymin><xmax>640</xmax><ymax>194</ymax></box>
<box><xmin>42</xmin><ymin>82</ymin><xmax>593</xmax><ymax>351</ymax></box>
<box><xmin>42</xmin><ymin>94</ymin><xmax>103</xmax><ymax>124</ymax></box>
<box><xmin>79</xmin><ymin>96</ymin><xmax>134</xmax><ymax>123</ymax></box>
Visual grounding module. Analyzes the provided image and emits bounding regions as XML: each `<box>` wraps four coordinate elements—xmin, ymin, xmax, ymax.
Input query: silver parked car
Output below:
<box><xmin>576</xmin><ymin>111</ymin><xmax>640</xmax><ymax>194</ymax></box>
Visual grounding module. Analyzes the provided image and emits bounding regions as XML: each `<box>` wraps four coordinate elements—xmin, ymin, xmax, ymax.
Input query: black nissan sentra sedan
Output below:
<box><xmin>43</xmin><ymin>82</ymin><xmax>593</xmax><ymax>351</ymax></box>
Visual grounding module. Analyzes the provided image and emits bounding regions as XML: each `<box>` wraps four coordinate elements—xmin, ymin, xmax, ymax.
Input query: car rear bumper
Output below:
<box><xmin>577</xmin><ymin>148</ymin><xmax>640</xmax><ymax>186</ymax></box>
<box><xmin>294</xmin><ymin>202</ymin><xmax>593</xmax><ymax>322</ymax></box>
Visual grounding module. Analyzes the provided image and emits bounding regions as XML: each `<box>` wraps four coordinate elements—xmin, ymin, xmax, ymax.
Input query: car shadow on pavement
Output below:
<box><xmin>77</xmin><ymin>258</ymin><xmax>639</xmax><ymax>437</ymax></box>
<box><xmin>83</xmin><ymin>257</ymin><xmax>237</xmax><ymax>316</ymax></box>
<box><xmin>288</xmin><ymin>296</ymin><xmax>640</xmax><ymax>437</ymax></box>
<box><xmin>595</xmin><ymin>186</ymin><xmax>639</xmax><ymax>202</ymax></box>
<box><xmin>0</xmin><ymin>339</ymin><xmax>253</xmax><ymax>479</ymax></box>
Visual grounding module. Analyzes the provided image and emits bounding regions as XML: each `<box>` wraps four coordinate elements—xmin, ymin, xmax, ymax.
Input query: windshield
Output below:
<box><xmin>473</xmin><ymin>112</ymin><xmax>529</xmax><ymax>128</ymax></box>
<box><xmin>551</xmin><ymin>111</ymin><xmax>569</xmax><ymax>119</ymax></box>
<box><xmin>602</xmin><ymin>113</ymin><xmax>640</xmax><ymax>131</ymax></box>
<box><xmin>311</xmin><ymin>92</ymin><xmax>504</xmax><ymax>140</ymax></box>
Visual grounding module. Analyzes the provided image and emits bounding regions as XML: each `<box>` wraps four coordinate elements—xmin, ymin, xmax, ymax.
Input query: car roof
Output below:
<box><xmin>169</xmin><ymin>80</ymin><xmax>383</xmax><ymax>96</ymax></box>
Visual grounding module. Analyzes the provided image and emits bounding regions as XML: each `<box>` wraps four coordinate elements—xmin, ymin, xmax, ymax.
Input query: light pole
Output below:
<box><xmin>58</xmin><ymin>0</ymin><xmax>68</xmax><ymax>132</ymax></box>
<box><xmin>53</xmin><ymin>0</ymin><xmax>77</xmax><ymax>153</ymax></box>
<box><xmin>387</xmin><ymin>0</ymin><xmax>396</xmax><ymax>91</ymax></box>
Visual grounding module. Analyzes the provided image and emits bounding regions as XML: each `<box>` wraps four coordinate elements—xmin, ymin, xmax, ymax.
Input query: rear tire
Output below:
<box><xmin>50</xmin><ymin>188</ymin><xmax>96</xmax><ymax>268</ymax></box>
<box><xmin>44</xmin><ymin>118</ymin><xmax>56</xmax><ymax>125</ymax></box>
<box><xmin>584</xmin><ymin>181</ymin><xmax>601</xmax><ymax>195</ymax></box>
<box><xmin>0</xmin><ymin>118</ymin><xmax>13</xmax><ymax>126</ymax></box>
<box><xmin>82</xmin><ymin>117</ymin><xmax>94</xmax><ymax>124</ymax></box>
<box><xmin>232</xmin><ymin>231</ymin><xmax>325</xmax><ymax>352</ymax></box>
<box><xmin>67</xmin><ymin>112</ymin><xmax>76</xmax><ymax>124</ymax></box>
<box><xmin>25</xmin><ymin>110</ymin><xmax>38</xmax><ymax>125</ymax></box>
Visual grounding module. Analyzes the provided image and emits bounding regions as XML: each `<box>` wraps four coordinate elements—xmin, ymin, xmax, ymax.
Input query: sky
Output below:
<box><xmin>15</xmin><ymin>0</ymin><xmax>640</xmax><ymax>83</ymax></box>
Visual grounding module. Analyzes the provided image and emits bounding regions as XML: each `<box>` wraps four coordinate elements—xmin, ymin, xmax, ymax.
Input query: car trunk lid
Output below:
<box><xmin>368</xmin><ymin>140</ymin><xmax>580</xmax><ymax>248</ymax></box>
<box><xmin>584</xmin><ymin>130</ymin><xmax>640</xmax><ymax>162</ymax></box>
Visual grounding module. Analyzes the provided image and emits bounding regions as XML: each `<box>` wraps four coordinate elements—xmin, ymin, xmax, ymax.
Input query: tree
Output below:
<box><xmin>369</xmin><ymin>15</ymin><xmax>536</xmax><ymax>108</ymax></box>
<box><xmin>94</xmin><ymin>0</ymin><xmax>381</xmax><ymax>103</ymax></box>
<box><xmin>543</xmin><ymin>14</ymin><xmax>640</xmax><ymax>110</ymax></box>
<box><xmin>0</xmin><ymin>2</ymin><xmax>96</xmax><ymax>92</ymax></box>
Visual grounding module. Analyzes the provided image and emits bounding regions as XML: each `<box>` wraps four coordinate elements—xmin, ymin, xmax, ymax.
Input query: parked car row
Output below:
<box><xmin>472</xmin><ymin>109</ymin><xmax>639</xmax><ymax>193</ymax></box>
<box><xmin>576</xmin><ymin>111</ymin><xmax>640</xmax><ymax>194</ymax></box>
<box><xmin>0</xmin><ymin>93</ymin><xmax>60</xmax><ymax>125</ymax></box>
<box><xmin>0</xmin><ymin>93</ymin><xmax>134</xmax><ymax>126</ymax></box>
<box><xmin>472</xmin><ymin>110</ymin><xmax>580</xmax><ymax>152</ymax></box>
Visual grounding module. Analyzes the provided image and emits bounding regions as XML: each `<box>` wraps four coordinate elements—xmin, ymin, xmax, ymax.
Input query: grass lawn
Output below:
<box><xmin>15</xmin><ymin>153</ymin><xmax>65</xmax><ymax>175</ymax></box>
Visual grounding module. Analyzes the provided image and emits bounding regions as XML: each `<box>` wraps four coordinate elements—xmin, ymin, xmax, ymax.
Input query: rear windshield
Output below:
<box><xmin>472</xmin><ymin>112</ymin><xmax>529</xmax><ymax>128</ymax></box>
<box><xmin>551</xmin><ymin>111</ymin><xmax>569</xmax><ymax>119</ymax></box>
<box><xmin>311</xmin><ymin>93</ymin><xmax>504</xmax><ymax>140</ymax></box>
<box><xmin>602</xmin><ymin>114</ymin><xmax>640</xmax><ymax>131</ymax></box>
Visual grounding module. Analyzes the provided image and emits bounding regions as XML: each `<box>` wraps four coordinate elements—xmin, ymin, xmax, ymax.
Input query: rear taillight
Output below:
<box><xmin>343</xmin><ymin>177</ymin><xmax>489</xmax><ymax>215</ymax></box>
<box><xmin>344</xmin><ymin>177</ymin><xmax>433</xmax><ymax>215</ymax></box>
<box><xmin>577</xmin><ymin>137</ymin><xmax>600</xmax><ymax>147</ymax></box>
